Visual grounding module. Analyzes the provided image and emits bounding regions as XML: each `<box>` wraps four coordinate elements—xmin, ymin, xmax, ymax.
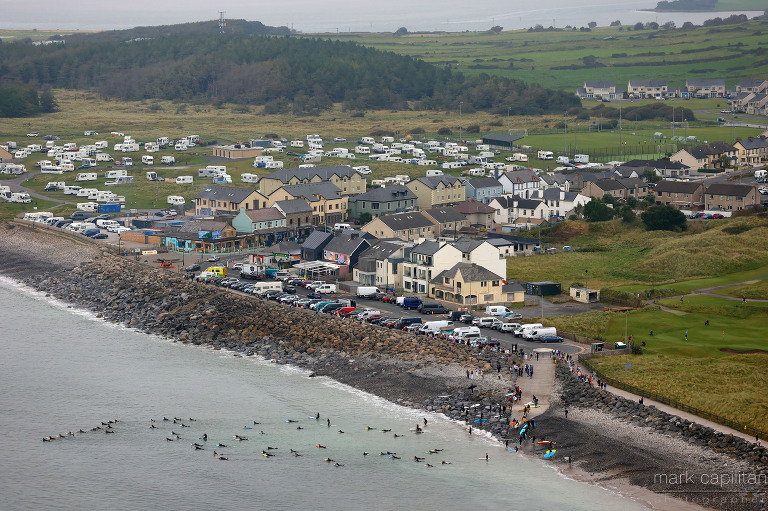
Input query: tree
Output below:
<box><xmin>39</xmin><ymin>90</ymin><xmax>57</xmax><ymax>113</ymax></box>
<box><xmin>583</xmin><ymin>200</ymin><xmax>613</xmax><ymax>222</ymax></box>
<box><xmin>588</xmin><ymin>21</ymin><xmax>597</xmax><ymax>29</ymax></box>
<box><xmin>358</xmin><ymin>212</ymin><xmax>373</xmax><ymax>224</ymax></box>
<box><xmin>490</xmin><ymin>26</ymin><xmax>503</xmax><ymax>33</ymax></box>
<box><xmin>641</xmin><ymin>205</ymin><xmax>687</xmax><ymax>231</ymax></box>
<box><xmin>642</xmin><ymin>169</ymin><xmax>661</xmax><ymax>183</ymax></box>
<box><xmin>620</xmin><ymin>204</ymin><xmax>636</xmax><ymax>223</ymax></box>
<box><xmin>625</xmin><ymin>195</ymin><xmax>639</xmax><ymax>208</ymax></box>
<box><xmin>646</xmin><ymin>21</ymin><xmax>659</xmax><ymax>30</ymax></box>
<box><xmin>394</xmin><ymin>27</ymin><xmax>408</xmax><ymax>36</ymax></box>
<box><xmin>610</xmin><ymin>20</ymin><xmax>622</xmax><ymax>26</ymax></box>
<box><xmin>601</xmin><ymin>193</ymin><xmax>617</xmax><ymax>206</ymax></box>
<box><xmin>634</xmin><ymin>22</ymin><xmax>645</xmax><ymax>30</ymax></box>
<box><xmin>682</xmin><ymin>21</ymin><xmax>695</xmax><ymax>29</ymax></box>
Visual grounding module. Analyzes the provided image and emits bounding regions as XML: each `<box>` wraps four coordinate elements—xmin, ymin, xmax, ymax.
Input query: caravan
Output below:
<box><xmin>537</xmin><ymin>150</ymin><xmax>554</xmax><ymax>160</ymax></box>
<box><xmin>141</xmin><ymin>155</ymin><xmax>154</xmax><ymax>165</ymax></box>
<box><xmin>167</xmin><ymin>195</ymin><xmax>186</xmax><ymax>205</ymax></box>
<box><xmin>176</xmin><ymin>176</ymin><xmax>193</xmax><ymax>184</ymax></box>
<box><xmin>76</xmin><ymin>173</ymin><xmax>98</xmax><ymax>182</ymax></box>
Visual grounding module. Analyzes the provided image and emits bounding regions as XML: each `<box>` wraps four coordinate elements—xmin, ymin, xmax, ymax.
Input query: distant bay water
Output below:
<box><xmin>0</xmin><ymin>275</ymin><xmax>659</xmax><ymax>511</ymax></box>
<box><xmin>0</xmin><ymin>0</ymin><xmax>762</xmax><ymax>34</ymax></box>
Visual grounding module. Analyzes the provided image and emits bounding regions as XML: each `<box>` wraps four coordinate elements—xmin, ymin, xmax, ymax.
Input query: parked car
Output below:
<box><xmin>91</xmin><ymin>233</ymin><xmax>109</xmax><ymax>239</ymax></box>
<box><xmin>538</xmin><ymin>335</ymin><xmax>564</xmax><ymax>343</ymax></box>
<box><xmin>208</xmin><ymin>255</ymin><xmax>220</xmax><ymax>262</ymax></box>
<box><xmin>459</xmin><ymin>314</ymin><xmax>474</xmax><ymax>324</ymax></box>
<box><xmin>185</xmin><ymin>264</ymin><xmax>201</xmax><ymax>272</ymax></box>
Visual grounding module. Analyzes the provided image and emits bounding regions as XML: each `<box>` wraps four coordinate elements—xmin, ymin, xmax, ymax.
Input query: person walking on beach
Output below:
<box><xmin>685</xmin><ymin>330</ymin><xmax>688</xmax><ymax>340</ymax></box>
<box><xmin>468</xmin><ymin>426</ymin><xmax>472</xmax><ymax>436</ymax></box>
<box><xmin>564</xmin><ymin>408</ymin><xmax>568</xmax><ymax>419</ymax></box>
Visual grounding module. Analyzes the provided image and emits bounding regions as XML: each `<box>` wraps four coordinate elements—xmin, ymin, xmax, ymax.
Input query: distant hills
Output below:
<box><xmin>0</xmin><ymin>20</ymin><xmax>579</xmax><ymax>116</ymax></box>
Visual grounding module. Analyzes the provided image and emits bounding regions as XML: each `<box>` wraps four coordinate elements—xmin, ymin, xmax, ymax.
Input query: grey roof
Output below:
<box><xmin>454</xmin><ymin>198</ymin><xmax>496</xmax><ymax>214</ymax></box>
<box><xmin>654</xmin><ymin>181</ymin><xmax>703</xmax><ymax>194</ymax></box>
<box><xmin>466</xmin><ymin>177</ymin><xmax>503</xmax><ymax>189</ymax></box>
<box><xmin>274</xmin><ymin>198</ymin><xmax>313</xmax><ymax>214</ymax></box>
<box><xmin>614</xmin><ymin>167</ymin><xmax>640</xmax><ymax>178</ymax></box>
<box><xmin>423</xmin><ymin>207</ymin><xmax>466</xmax><ymax>224</ymax></box>
<box><xmin>628</xmin><ymin>79</ymin><xmax>667</xmax><ymax>87</ymax></box>
<box><xmin>376</xmin><ymin>211</ymin><xmax>435</xmax><ymax>231</ymax></box>
<box><xmin>502</xmin><ymin>283</ymin><xmax>525</xmax><ymax>293</ymax></box>
<box><xmin>515</xmin><ymin>198</ymin><xmax>544</xmax><ymax>209</ymax></box>
<box><xmin>273</xmin><ymin>240</ymin><xmax>302</xmax><ymax>254</ymax></box>
<box><xmin>282</xmin><ymin>182</ymin><xmax>342</xmax><ymax>201</ymax></box>
<box><xmin>490</xmin><ymin>196</ymin><xmax>515</xmax><ymax>208</ymax></box>
<box><xmin>430</xmin><ymin>262</ymin><xmax>504</xmax><ymax>285</ymax></box>
<box><xmin>539</xmin><ymin>173</ymin><xmax>570</xmax><ymax>185</ymax></box>
<box><xmin>324</xmin><ymin>230</ymin><xmax>376</xmax><ymax>255</ymax></box>
<box><xmin>737</xmin><ymin>137</ymin><xmax>768</xmax><ymax>150</ymax></box>
<box><xmin>174</xmin><ymin>220</ymin><xmax>228</xmax><ymax>233</ymax></box>
<box><xmin>533</xmin><ymin>188</ymin><xmax>578</xmax><ymax>202</ymax></box>
<box><xmin>482</xmin><ymin>133</ymin><xmax>524</xmax><ymax>144</ymax></box>
<box><xmin>585</xmin><ymin>80</ymin><xmax>615</xmax><ymax>88</ymax></box>
<box><xmin>705</xmin><ymin>183</ymin><xmax>756</xmax><ymax>197</ymax></box>
<box><xmin>616</xmin><ymin>177</ymin><xmax>646</xmax><ymax>189</ymax></box>
<box><xmin>590</xmin><ymin>179</ymin><xmax>625</xmax><ymax>191</ymax></box>
<box><xmin>195</xmin><ymin>185</ymin><xmax>256</xmax><ymax>203</ymax></box>
<box><xmin>301</xmin><ymin>230</ymin><xmax>334</xmax><ymax>250</ymax></box>
<box><xmin>347</xmin><ymin>184</ymin><xmax>416</xmax><ymax>203</ymax></box>
<box><xmin>262</xmin><ymin>165</ymin><xmax>360</xmax><ymax>184</ymax></box>
<box><xmin>501</xmin><ymin>170</ymin><xmax>539</xmax><ymax>183</ymax></box>
<box><xmin>358</xmin><ymin>241</ymin><xmax>402</xmax><ymax>261</ymax></box>
<box><xmin>411</xmin><ymin>240</ymin><xmax>442</xmax><ymax>256</ymax></box>
<box><xmin>485</xmin><ymin>237</ymin><xmax>516</xmax><ymax>247</ymax></box>
<box><xmin>414</xmin><ymin>175</ymin><xmax>462</xmax><ymax>190</ymax></box>
<box><xmin>449</xmin><ymin>239</ymin><xmax>486</xmax><ymax>254</ymax></box>
<box><xmin>620</xmin><ymin>158</ymin><xmax>688</xmax><ymax>170</ymax></box>
<box><xmin>737</xmin><ymin>79</ymin><xmax>767</xmax><ymax>89</ymax></box>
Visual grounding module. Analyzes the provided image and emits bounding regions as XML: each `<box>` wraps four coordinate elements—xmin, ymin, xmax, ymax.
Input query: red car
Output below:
<box><xmin>335</xmin><ymin>306</ymin><xmax>356</xmax><ymax>316</ymax></box>
<box><xmin>381</xmin><ymin>295</ymin><xmax>397</xmax><ymax>304</ymax></box>
<box><xmin>365</xmin><ymin>314</ymin><xmax>382</xmax><ymax>323</ymax></box>
<box><xmin>712</xmin><ymin>213</ymin><xmax>724</xmax><ymax>219</ymax></box>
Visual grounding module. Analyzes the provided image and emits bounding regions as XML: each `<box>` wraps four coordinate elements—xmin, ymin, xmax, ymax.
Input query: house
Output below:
<box><xmin>670</xmin><ymin>143</ymin><xmax>736</xmax><ymax>171</ymax></box>
<box><xmin>497</xmin><ymin>170</ymin><xmax>540</xmax><ymax>198</ymax></box>
<box><xmin>653</xmin><ymin>181</ymin><xmax>705</xmax><ymax>209</ymax></box>
<box><xmin>0</xmin><ymin>146</ymin><xmax>12</xmax><ymax>161</ymax></box>
<box><xmin>274</xmin><ymin>198</ymin><xmax>315</xmax><ymax>238</ymax></box>
<box><xmin>401</xmin><ymin>239</ymin><xmax>505</xmax><ymax>295</ymax></box>
<box><xmin>269</xmin><ymin>240</ymin><xmax>302</xmax><ymax>265</ymax></box>
<box><xmin>582</xmin><ymin>178</ymin><xmax>648</xmax><ymax>200</ymax></box>
<box><xmin>430</xmin><ymin>262</ymin><xmax>511</xmax><ymax>306</ymax></box>
<box><xmin>745</xmin><ymin>94</ymin><xmax>768</xmax><ymax>116</ymax></box>
<box><xmin>258</xmin><ymin>165</ymin><xmax>366</xmax><ymax>196</ymax></box>
<box><xmin>569</xmin><ymin>171</ymin><xmax>614</xmax><ymax>191</ymax></box>
<box><xmin>300</xmin><ymin>230</ymin><xmax>334</xmax><ymax>261</ymax></box>
<box><xmin>538</xmin><ymin>172</ymin><xmax>571</xmax><ymax>192</ymax></box>
<box><xmin>481</xmin><ymin>133</ymin><xmax>525</xmax><ymax>152</ymax></box>
<box><xmin>406</xmin><ymin>175</ymin><xmax>465</xmax><ymax>209</ymax></box>
<box><xmin>617</xmin><ymin>158</ymin><xmax>690</xmax><ymax>178</ymax></box>
<box><xmin>529</xmin><ymin>188</ymin><xmax>591</xmax><ymax>219</ymax></box>
<box><xmin>503</xmin><ymin>283</ymin><xmax>526</xmax><ymax>303</ymax></box>
<box><xmin>361</xmin><ymin>211</ymin><xmax>437</xmax><ymax>241</ymax></box>
<box><xmin>732</xmin><ymin>137</ymin><xmax>768</xmax><ymax>165</ymax></box>
<box><xmin>194</xmin><ymin>186</ymin><xmax>267</xmax><ymax>216</ymax></box>
<box><xmin>266</xmin><ymin>182</ymin><xmax>348</xmax><ymax>226</ymax></box>
<box><xmin>347</xmin><ymin>184</ymin><xmax>417</xmax><ymax>220</ymax></box>
<box><xmin>422</xmin><ymin>207</ymin><xmax>469</xmax><ymax>237</ymax></box>
<box><xmin>684</xmin><ymin>79</ymin><xmax>726</xmax><ymax>98</ymax></box>
<box><xmin>322</xmin><ymin>230</ymin><xmax>377</xmax><ymax>276</ymax></box>
<box><xmin>163</xmin><ymin>221</ymin><xmax>255</xmax><ymax>253</ymax></box>
<box><xmin>577</xmin><ymin>81</ymin><xmax>623</xmax><ymax>101</ymax></box>
<box><xmin>212</xmin><ymin>144</ymin><xmax>263</xmax><ymax>159</ymax></box>
<box><xmin>488</xmin><ymin>195</ymin><xmax>549</xmax><ymax>224</ymax></box>
<box><xmin>454</xmin><ymin>199</ymin><xmax>496</xmax><ymax>230</ymax></box>
<box><xmin>353</xmin><ymin>241</ymin><xmax>406</xmax><ymax>290</ymax></box>
<box><xmin>735</xmin><ymin>80</ymin><xmax>768</xmax><ymax>94</ymax></box>
<box><xmin>627</xmin><ymin>79</ymin><xmax>669</xmax><ymax>98</ymax></box>
<box><xmin>488</xmin><ymin>234</ymin><xmax>539</xmax><ymax>255</ymax></box>
<box><xmin>484</xmin><ymin>237</ymin><xmax>516</xmax><ymax>257</ymax></box>
<box><xmin>704</xmin><ymin>183</ymin><xmax>760</xmax><ymax>211</ymax></box>
<box><xmin>463</xmin><ymin>176</ymin><xmax>503</xmax><ymax>204</ymax></box>
<box><xmin>232</xmin><ymin>207</ymin><xmax>286</xmax><ymax>233</ymax></box>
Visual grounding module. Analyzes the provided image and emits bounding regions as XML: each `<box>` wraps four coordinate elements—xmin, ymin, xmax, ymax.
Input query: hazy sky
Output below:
<box><xmin>2</xmin><ymin>0</ymin><xmax>762</xmax><ymax>33</ymax></box>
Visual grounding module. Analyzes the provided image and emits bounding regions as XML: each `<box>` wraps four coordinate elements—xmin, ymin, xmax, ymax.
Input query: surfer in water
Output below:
<box><xmin>327</xmin><ymin>418</ymin><xmax>330</xmax><ymax>427</ymax></box>
<box><xmin>315</xmin><ymin>413</ymin><xmax>320</xmax><ymax>420</ymax></box>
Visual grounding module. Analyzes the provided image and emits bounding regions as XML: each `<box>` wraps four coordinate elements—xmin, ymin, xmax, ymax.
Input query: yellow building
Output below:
<box><xmin>406</xmin><ymin>175</ymin><xmax>466</xmax><ymax>210</ymax></box>
<box><xmin>259</xmin><ymin>166</ymin><xmax>366</xmax><ymax>196</ymax></box>
<box><xmin>266</xmin><ymin>182</ymin><xmax>347</xmax><ymax>226</ymax></box>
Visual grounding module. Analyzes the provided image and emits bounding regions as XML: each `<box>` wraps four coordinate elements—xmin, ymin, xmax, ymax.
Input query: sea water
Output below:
<box><xmin>0</xmin><ymin>276</ymin><xmax>652</xmax><ymax>510</ymax></box>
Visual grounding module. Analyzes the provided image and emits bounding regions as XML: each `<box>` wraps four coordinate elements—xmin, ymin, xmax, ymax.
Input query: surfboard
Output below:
<box><xmin>537</xmin><ymin>441</ymin><xmax>552</xmax><ymax>444</ymax></box>
<box><xmin>544</xmin><ymin>450</ymin><xmax>557</xmax><ymax>458</ymax></box>
<box><xmin>309</xmin><ymin>416</ymin><xmax>320</xmax><ymax>420</ymax></box>
<box><xmin>473</xmin><ymin>419</ymin><xmax>488</xmax><ymax>423</ymax></box>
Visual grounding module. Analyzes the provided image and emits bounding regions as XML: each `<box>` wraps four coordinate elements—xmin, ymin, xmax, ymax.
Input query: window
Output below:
<box><xmin>492</xmin><ymin>281</ymin><xmax>499</xmax><ymax>287</ymax></box>
<box><xmin>444</xmin><ymin>277</ymin><xmax>450</xmax><ymax>284</ymax></box>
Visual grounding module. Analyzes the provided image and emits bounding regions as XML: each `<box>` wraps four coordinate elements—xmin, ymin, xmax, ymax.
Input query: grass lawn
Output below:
<box><xmin>585</xmin><ymin>296</ymin><xmax>768</xmax><ymax>432</ymax></box>
<box><xmin>0</xmin><ymin>198</ymin><xmax>67</xmax><ymax>221</ymax></box>
<box><xmin>614</xmin><ymin>264</ymin><xmax>768</xmax><ymax>299</ymax></box>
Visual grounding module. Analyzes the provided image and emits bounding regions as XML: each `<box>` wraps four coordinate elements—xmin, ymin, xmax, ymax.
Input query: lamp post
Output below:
<box><xmin>459</xmin><ymin>101</ymin><xmax>463</xmax><ymax>142</ymax></box>
<box><xmin>507</xmin><ymin>107</ymin><xmax>511</xmax><ymax>133</ymax></box>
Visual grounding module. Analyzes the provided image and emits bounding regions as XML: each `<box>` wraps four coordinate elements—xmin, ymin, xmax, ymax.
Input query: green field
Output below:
<box><xmin>326</xmin><ymin>19</ymin><xmax>768</xmax><ymax>91</ymax></box>
<box><xmin>585</xmin><ymin>296</ymin><xmax>768</xmax><ymax>433</ymax></box>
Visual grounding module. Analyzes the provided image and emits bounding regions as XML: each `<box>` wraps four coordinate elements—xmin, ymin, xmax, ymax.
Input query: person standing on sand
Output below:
<box><xmin>564</xmin><ymin>408</ymin><xmax>568</xmax><ymax>419</ymax></box>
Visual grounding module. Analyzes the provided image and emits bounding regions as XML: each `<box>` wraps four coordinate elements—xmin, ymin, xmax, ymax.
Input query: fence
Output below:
<box><xmin>578</xmin><ymin>355</ymin><xmax>766</xmax><ymax>441</ymax></box>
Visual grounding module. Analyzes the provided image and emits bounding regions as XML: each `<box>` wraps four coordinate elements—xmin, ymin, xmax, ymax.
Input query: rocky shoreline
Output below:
<box><xmin>4</xmin><ymin>222</ymin><xmax>767</xmax><ymax>510</ymax></box>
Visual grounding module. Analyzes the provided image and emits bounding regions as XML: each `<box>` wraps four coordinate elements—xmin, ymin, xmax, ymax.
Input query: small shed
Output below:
<box><xmin>526</xmin><ymin>281</ymin><xmax>561</xmax><ymax>296</ymax></box>
<box><xmin>570</xmin><ymin>286</ymin><xmax>600</xmax><ymax>303</ymax></box>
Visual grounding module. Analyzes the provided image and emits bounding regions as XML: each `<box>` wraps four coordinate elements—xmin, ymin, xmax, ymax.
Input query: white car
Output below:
<box><xmin>114</xmin><ymin>226</ymin><xmax>132</xmax><ymax>234</ymax></box>
<box><xmin>333</xmin><ymin>137</ymin><xmax>346</xmax><ymax>142</ymax></box>
<box><xmin>27</xmin><ymin>132</ymin><xmax>39</xmax><ymax>137</ymax></box>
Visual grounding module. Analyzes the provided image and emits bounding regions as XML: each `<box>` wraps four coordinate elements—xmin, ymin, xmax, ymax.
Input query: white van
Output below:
<box><xmin>514</xmin><ymin>323</ymin><xmax>543</xmax><ymax>338</ymax></box>
<box><xmin>334</xmin><ymin>223</ymin><xmax>351</xmax><ymax>230</ymax></box>
<box><xmin>142</xmin><ymin>155</ymin><xmax>154</xmax><ymax>165</ymax></box>
<box><xmin>96</xmin><ymin>152</ymin><xmax>113</xmax><ymax>162</ymax></box>
<box><xmin>95</xmin><ymin>219</ymin><xmax>119</xmax><ymax>229</ymax></box>
<box><xmin>525</xmin><ymin>327</ymin><xmax>557</xmax><ymax>340</ymax></box>
<box><xmin>574</xmin><ymin>154</ymin><xmax>589</xmax><ymax>164</ymax></box>
<box><xmin>167</xmin><ymin>195</ymin><xmax>186</xmax><ymax>205</ymax></box>
<box><xmin>75</xmin><ymin>173</ymin><xmax>98</xmax><ymax>182</ymax></box>
<box><xmin>316</xmin><ymin>284</ymin><xmax>337</xmax><ymax>294</ymax></box>
<box><xmin>485</xmin><ymin>305</ymin><xmax>520</xmax><ymax>317</ymax></box>
<box><xmin>356</xmin><ymin>286</ymin><xmax>381</xmax><ymax>298</ymax></box>
<box><xmin>537</xmin><ymin>150</ymin><xmax>554</xmax><ymax>160</ymax></box>
<box><xmin>472</xmin><ymin>317</ymin><xmax>502</xmax><ymax>329</ymax></box>
<box><xmin>419</xmin><ymin>320</ymin><xmax>454</xmax><ymax>335</ymax></box>
<box><xmin>176</xmin><ymin>176</ymin><xmax>193</xmax><ymax>184</ymax></box>
<box><xmin>452</xmin><ymin>326</ymin><xmax>481</xmax><ymax>340</ymax></box>
<box><xmin>556</xmin><ymin>156</ymin><xmax>570</xmax><ymax>164</ymax></box>
<box><xmin>161</xmin><ymin>156</ymin><xmax>175</xmax><ymax>165</ymax></box>
<box><xmin>498</xmin><ymin>322</ymin><xmax>521</xmax><ymax>333</ymax></box>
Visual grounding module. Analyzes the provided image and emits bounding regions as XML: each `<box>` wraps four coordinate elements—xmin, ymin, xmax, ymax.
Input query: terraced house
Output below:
<box><xmin>361</xmin><ymin>211</ymin><xmax>437</xmax><ymax>241</ymax></box>
<box><xmin>347</xmin><ymin>184</ymin><xmax>417</xmax><ymax>220</ymax></box>
<box><xmin>406</xmin><ymin>175</ymin><xmax>465</xmax><ymax>209</ymax></box>
<box><xmin>627</xmin><ymin>79</ymin><xmax>669</xmax><ymax>99</ymax></box>
<box><xmin>704</xmin><ymin>183</ymin><xmax>759</xmax><ymax>211</ymax></box>
<box><xmin>258</xmin><ymin>165</ymin><xmax>366</xmax><ymax>196</ymax></box>
<box><xmin>653</xmin><ymin>181</ymin><xmax>704</xmax><ymax>210</ymax></box>
<box><xmin>194</xmin><ymin>185</ymin><xmax>266</xmax><ymax>216</ymax></box>
<box><xmin>576</xmin><ymin>80</ymin><xmax>624</xmax><ymax>101</ymax></box>
<box><xmin>266</xmin><ymin>182</ymin><xmax>347</xmax><ymax>226</ymax></box>
<box><xmin>683</xmin><ymin>79</ymin><xmax>725</xmax><ymax>98</ymax></box>
<box><xmin>732</xmin><ymin>137</ymin><xmax>768</xmax><ymax>165</ymax></box>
